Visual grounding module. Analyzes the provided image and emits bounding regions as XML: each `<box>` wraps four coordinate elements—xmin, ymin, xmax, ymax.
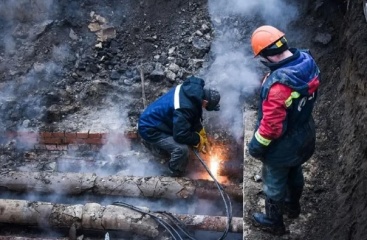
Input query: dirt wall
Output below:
<box><xmin>311</xmin><ymin>0</ymin><xmax>367</xmax><ymax>239</ymax></box>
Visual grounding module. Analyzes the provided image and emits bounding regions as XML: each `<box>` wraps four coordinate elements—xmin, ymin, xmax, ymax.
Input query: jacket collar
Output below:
<box><xmin>261</xmin><ymin>48</ymin><xmax>300</xmax><ymax>71</ymax></box>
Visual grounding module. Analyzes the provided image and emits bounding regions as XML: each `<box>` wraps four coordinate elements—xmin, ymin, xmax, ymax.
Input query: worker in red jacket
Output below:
<box><xmin>248</xmin><ymin>25</ymin><xmax>320</xmax><ymax>235</ymax></box>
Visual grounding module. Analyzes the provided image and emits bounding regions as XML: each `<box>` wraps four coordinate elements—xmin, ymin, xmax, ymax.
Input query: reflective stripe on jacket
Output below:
<box><xmin>249</xmin><ymin>48</ymin><xmax>320</xmax><ymax>166</ymax></box>
<box><xmin>138</xmin><ymin>76</ymin><xmax>204</xmax><ymax>145</ymax></box>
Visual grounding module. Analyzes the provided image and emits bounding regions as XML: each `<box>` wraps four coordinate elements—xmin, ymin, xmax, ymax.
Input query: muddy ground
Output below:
<box><xmin>0</xmin><ymin>0</ymin><xmax>366</xmax><ymax>239</ymax></box>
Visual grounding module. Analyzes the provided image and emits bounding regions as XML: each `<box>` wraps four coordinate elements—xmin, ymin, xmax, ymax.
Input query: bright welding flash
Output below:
<box><xmin>210</xmin><ymin>155</ymin><xmax>219</xmax><ymax>177</ymax></box>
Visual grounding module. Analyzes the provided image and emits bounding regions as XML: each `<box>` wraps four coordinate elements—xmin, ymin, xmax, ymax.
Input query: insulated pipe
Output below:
<box><xmin>0</xmin><ymin>171</ymin><xmax>242</xmax><ymax>201</ymax></box>
<box><xmin>0</xmin><ymin>199</ymin><xmax>243</xmax><ymax>235</ymax></box>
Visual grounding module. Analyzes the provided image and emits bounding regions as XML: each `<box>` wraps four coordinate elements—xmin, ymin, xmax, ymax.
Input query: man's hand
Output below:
<box><xmin>194</xmin><ymin>128</ymin><xmax>211</xmax><ymax>154</ymax></box>
<box><xmin>248</xmin><ymin>135</ymin><xmax>267</xmax><ymax>161</ymax></box>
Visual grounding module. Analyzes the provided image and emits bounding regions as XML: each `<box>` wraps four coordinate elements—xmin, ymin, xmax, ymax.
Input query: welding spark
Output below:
<box><xmin>209</xmin><ymin>155</ymin><xmax>219</xmax><ymax>178</ymax></box>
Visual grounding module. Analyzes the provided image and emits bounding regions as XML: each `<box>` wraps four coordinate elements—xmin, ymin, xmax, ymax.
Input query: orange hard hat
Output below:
<box><xmin>251</xmin><ymin>25</ymin><xmax>288</xmax><ymax>57</ymax></box>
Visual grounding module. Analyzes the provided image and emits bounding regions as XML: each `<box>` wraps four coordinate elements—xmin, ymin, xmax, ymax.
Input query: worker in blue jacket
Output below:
<box><xmin>138</xmin><ymin>76</ymin><xmax>220</xmax><ymax>177</ymax></box>
<box><xmin>249</xmin><ymin>25</ymin><xmax>320</xmax><ymax>235</ymax></box>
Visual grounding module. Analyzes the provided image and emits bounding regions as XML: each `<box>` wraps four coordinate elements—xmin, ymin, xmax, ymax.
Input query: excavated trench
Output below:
<box><xmin>0</xmin><ymin>131</ymin><xmax>244</xmax><ymax>239</ymax></box>
<box><xmin>0</xmin><ymin>0</ymin><xmax>366</xmax><ymax>239</ymax></box>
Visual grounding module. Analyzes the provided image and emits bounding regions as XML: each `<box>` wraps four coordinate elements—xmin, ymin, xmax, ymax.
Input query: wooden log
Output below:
<box><xmin>0</xmin><ymin>199</ymin><xmax>243</xmax><ymax>234</ymax></box>
<box><xmin>0</xmin><ymin>171</ymin><xmax>242</xmax><ymax>201</ymax></box>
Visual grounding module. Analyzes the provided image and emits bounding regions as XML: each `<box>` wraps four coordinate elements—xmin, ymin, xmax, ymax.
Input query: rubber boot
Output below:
<box><xmin>252</xmin><ymin>198</ymin><xmax>286</xmax><ymax>235</ymax></box>
<box><xmin>284</xmin><ymin>187</ymin><xmax>302</xmax><ymax>219</ymax></box>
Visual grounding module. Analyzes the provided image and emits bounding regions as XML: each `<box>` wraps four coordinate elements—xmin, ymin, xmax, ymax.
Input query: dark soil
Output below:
<box><xmin>0</xmin><ymin>0</ymin><xmax>366</xmax><ymax>239</ymax></box>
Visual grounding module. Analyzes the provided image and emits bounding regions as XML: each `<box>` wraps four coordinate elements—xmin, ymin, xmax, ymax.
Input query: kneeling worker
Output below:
<box><xmin>138</xmin><ymin>76</ymin><xmax>221</xmax><ymax>177</ymax></box>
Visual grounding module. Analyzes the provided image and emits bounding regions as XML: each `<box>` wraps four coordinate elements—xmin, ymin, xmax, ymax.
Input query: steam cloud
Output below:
<box><xmin>203</xmin><ymin>0</ymin><xmax>299</xmax><ymax>141</ymax></box>
<box><xmin>0</xmin><ymin>0</ymin><xmax>59</xmax><ymax>135</ymax></box>
<box><xmin>208</xmin><ymin>0</ymin><xmax>298</xmax><ymax>29</ymax></box>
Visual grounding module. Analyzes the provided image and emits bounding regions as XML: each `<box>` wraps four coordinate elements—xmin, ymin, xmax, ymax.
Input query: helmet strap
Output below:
<box><xmin>260</xmin><ymin>37</ymin><xmax>289</xmax><ymax>57</ymax></box>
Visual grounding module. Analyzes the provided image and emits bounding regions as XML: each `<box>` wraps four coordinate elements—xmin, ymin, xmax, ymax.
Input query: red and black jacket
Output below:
<box><xmin>249</xmin><ymin>49</ymin><xmax>320</xmax><ymax>166</ymax></box>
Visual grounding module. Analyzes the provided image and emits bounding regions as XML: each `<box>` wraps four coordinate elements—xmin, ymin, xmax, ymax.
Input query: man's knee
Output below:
<box><xmin>174</xmin><ymin>144</ymin><xmax>189</xmax><ymax>158</ymax></box>
<box><xmin>169</xmin><ymin>144</ymin><xmax>189</xmax><ymax>171</ymax></box>
<box><xmin>288</xmin><ymin>166</ymin><xmax>304</xmax><ymax>187</ymax></box>
<box><xmin>263</xmin><ymin>184</ymin><xmax>285</xmax><ymax>201</ymax></box>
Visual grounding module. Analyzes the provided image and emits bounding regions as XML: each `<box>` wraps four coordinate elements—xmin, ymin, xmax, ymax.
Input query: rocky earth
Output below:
<box><xmin>0</xmin><ymin>0</ymin><xmax>366</xmax><ymax>239</ymax></box>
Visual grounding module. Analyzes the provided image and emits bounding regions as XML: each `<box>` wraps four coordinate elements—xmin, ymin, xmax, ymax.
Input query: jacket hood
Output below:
<box><xmin>181</xmin><ymin>76</ymin><xmax>205</xmax><ymax>108</ymax></box>
<box><xmin>263</xmin><ymin>48</ymin><xmax>320</xmax><ymax>95</ymax></box>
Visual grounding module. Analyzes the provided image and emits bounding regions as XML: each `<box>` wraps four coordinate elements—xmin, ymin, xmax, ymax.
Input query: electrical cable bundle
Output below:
<box><xmin>112</xmin><ymin>201</ymin><xmax>196</xmax><ymax>240</ymax></box>
<box><xmin>193</xmin><ymin>149</ymin><xmax>233</xmax><ymax>240</ymax></box>
<box><xmin>112</xmin><ymin>149</ymin><xmax>233</xmax><ymax>239</ymax></box>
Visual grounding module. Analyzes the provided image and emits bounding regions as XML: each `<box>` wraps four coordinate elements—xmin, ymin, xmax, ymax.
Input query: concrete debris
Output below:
<box><xmin>88</xmin><ymin>22</ymin><xmax>102</xmax><ymax>32</ymax></box>
<box><xmin>168</xmin><ymin>47</ymin><xmax>176</xmax><ymax>55</ymax></box>
<box><xmin>96</xmin><ymin>27</ymin><xmax>116</xmax><ymax>42</ymax></box>
<box><xmin>201</xmin><ymin>23</ymin><xmax>211</xmax><ymax>33</ymax></box>
<box><xmin>254</xmin><ymin>174</ymin><xmax>262</xmax><ymax>182</ymax></box>
<box><xmin>69</xmin><ymin>29</ymin><xmax>79</xmax><ymax>41</ymax></box>
<box><xmin>168</xmin><ymin>63</ymin><xmax>180</xmax><ymax>73</ymax></box>
<box><xmin>90</xmin><ymin>11</ymin><xmax>107</xmax><ymax>24</ymax></box>
<box><xmin>95</xmin><ymin>42</ymin><xmax>103</xmax><ymax>48</ymax></box>
<box><xmin>150</xmin><ymin>63</ymin><xmax>165</xmax><ymax>81</ymax></box>
<box><xmin>88</xmin><ymin>11</ymin><xmax>116</xmax><ymax>42</ymax></box>
<box><xmin>29</xmin><ymin>20</ymin><xmax>54</xmax><ymax>41</ymax></box>
<box><xmin>165</xmin><ymin>69</ymin><xmax>176</xmax><ymax>82</ymax></box>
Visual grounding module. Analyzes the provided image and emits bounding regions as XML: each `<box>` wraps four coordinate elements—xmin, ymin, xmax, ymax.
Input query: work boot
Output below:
<box><xmin>165</xmin><ymin>165</ymin><xmax>185</xmax><ymax>177</ymax></box>
<box><xmin>284</xmin><ymin>187</ymin><xmax>303</xmax><ymax>219</ymax></box>
<box><xmin>168</xmin><ymin>169</ymin><xmax>184</xmax><ymax>177</ymax></box>
<box><xmin>252</xmin><ymin>198</ymin><xmax>286</xmax><ymax>235</ymax></box>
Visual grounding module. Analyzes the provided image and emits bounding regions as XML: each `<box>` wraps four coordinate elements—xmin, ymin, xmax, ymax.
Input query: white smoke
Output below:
<box><xmin>208</xmin><ymin>0</ymin><xmax>298</xmax><ymax>29</ymax></box>
<box><xmin>203</xmin><ymin>0</ymin><xmax>299</xmax><ymax>141</ymax></box>
<box><xmin>0</xmin><ymin>0</ymin><xmax>54</xmax><ymax>22</ymax></box>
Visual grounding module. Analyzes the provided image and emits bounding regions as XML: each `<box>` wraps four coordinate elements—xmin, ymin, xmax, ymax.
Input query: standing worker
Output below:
<box><xmin>138</xmin><ymin>76</ymin><xmax>220</xmax><ymax>177</ymax></box>
<box><xmin>248</xmin><ymin>25</ymin><xmax>320</xmax><ymax>235</ymax></box>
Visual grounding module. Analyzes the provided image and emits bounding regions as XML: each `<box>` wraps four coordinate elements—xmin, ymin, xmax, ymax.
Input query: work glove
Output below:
<box><xmin>248</xmin><ymin>135</ymin><xmax>268</xmax><ymax>161</ymax></box>
<box><xmin>194</xmin><ymin>128</ymin><xmax>211</xmax><ymax>154</ymax></box>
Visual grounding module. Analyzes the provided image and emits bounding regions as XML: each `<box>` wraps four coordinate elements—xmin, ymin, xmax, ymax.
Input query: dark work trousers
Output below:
<box><xmin>262</xmin><ymin>164</ymin><xmax>304</xmax><ymax>201</ymax></box>
<box><xmin>144</xmin><ymin>136</ymin><xmax>190</xmax><ymax>173</ymax></box>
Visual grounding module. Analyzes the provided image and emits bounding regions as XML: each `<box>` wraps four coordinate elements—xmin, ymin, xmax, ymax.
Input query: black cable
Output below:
<box><xmin>193</xmin><ymin>149</ymin><xmax>233</xmax><ymax>240</ymax></box>
<box><xmin>156</xmin><ymin>211</ymin><xmax>197</xmax><ymax>240</ymax></box>
<box><xmin>112</xmin><ymin>201</ymin><xmax>182</xmax><ymax>240</ymax></box>
<box><xmin>112</xmin><ymin>150</ymin><xmax>233</xmax><ymax>240</ymax></box>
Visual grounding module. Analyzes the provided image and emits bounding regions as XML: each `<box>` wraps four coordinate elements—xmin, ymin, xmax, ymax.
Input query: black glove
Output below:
<box><xmin>248</xmin><ymin>135</ymin><xmax>268</xmax><ymax>160</ymax></box>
